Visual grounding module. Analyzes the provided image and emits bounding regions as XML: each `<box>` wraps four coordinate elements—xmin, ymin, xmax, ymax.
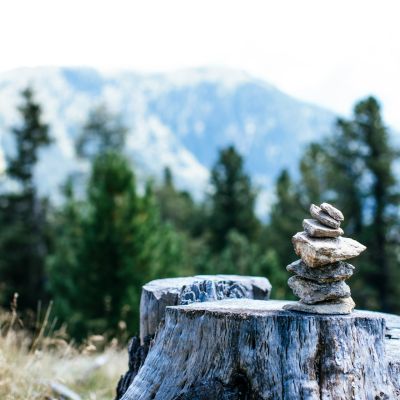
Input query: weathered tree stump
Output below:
<box><xmin>139</xmin><ymin>275</ymin><xmax>272</xmax><ymax>343</ymax></box>
<box><xmin>116</xmin><ymin>275</ymin><xmax>271</xmax><ymax>399</ymax></box>
<box><xmin>122</xmin><ymin>299</ymin><xmax>400</xmax><ymax>400</ymax></box>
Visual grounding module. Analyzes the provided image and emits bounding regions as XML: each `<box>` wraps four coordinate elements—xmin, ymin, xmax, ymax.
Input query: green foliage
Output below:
<box><xmin>262</xmin><ymin>170</ymin><xmax>302</xmax><ymax>298</ymax></box>
<box><xmin>46</xmin><ymin>179</ymin><xmax>84</xmax><ymax>325</ymax></box>
<box><xmin>3</xmin><ymin>88</ymin><xmax>399</xmax><ymax>341</ymax></box>
<box><xmin>202</xmin><ymin>230</ymin><xmax>287</xmax><ymax>298</ymax></box>
<box><xmin>7</xmin><ymin>88</ymin><xmax>52</xmax><ymax>186</ymax></box>
<box><xmin>329</xmin><ymin>97</ymin><xmax>399</xmax><ymax>312</ymax></box>
<box><xmin>76</xmin><ymin>104</ymin><xmax>127</xmax><ymax>160</ymax></box>
<box><xmin>156</xmin><ymin>167</ymin><xmax>206</xmax><ymax>237</ymax></box>
<box><xmin>274</xmin><ymin>96</ymin><xmax>400</xmax><ymax>312</ymax></box>
<box><xmin>265</xmin><ymin>170</ymin><xmax>303</xmax><ymax>265</ymax></box>
<box><xmin>48</xmin><ymin>153</ymin><xmax>186</xmax><ymax>339</ymax></box>
<box><xmin>298</xmin><ymin>143</ymin><xmax>330</xmax><ymax>206</ymax></box>
<box><xmin>209</xmin><ymin>146</ymin><xmax>260</xmax><ymax>252</ymax></box>
<box><xmin>136</xmin><ymin>181</ymin><xmax>187</xmax><ymax>280</ymax></box>
<box><xmin>48</xmin><ymin>103</ymin><xmax>190</xmax><ymax>339</ymax></box>
<box><xmin>80</xmin><ymin>152</ymin><xmax>144</xmax><ymax>337</ymax></box>
<box><xmin>0</xmin><ymin>87</ymin><xmax>52</xmax><ymax>310</ymax></box>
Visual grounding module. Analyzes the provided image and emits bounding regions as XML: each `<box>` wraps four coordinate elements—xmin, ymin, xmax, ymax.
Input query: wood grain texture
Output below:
<box><xmin>123</xmin><ymin>299</ymin><xmax>400</xmax><ymax>400</ymax></box>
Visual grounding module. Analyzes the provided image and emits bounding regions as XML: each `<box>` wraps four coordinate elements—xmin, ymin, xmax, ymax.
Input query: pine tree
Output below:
<box><xmin>46</xmin><ymin>178</ymin><xmax>85</xmax><ymax>329</ymax></box>
<box><xmin>7</xmin><ymin>88</ymin><xmax>52</xmax><ymax>187</ymax></box>
<box><xmin>298</xmin><ymin>143</ymin><xmax>330</xmax><ymax>207</ymax></box>
<box><xmin>48</xmin><ymin>153</ymin><xmax>186</xmax><ymax>339</ymax></box>
<box><xmin>208</xmin><ymin>146</ymin><xmax>260</xmax><ymax>252</ymax></box>
<box><xmin>48</xmin><ymin>152</ymin><xmax>142</xmax><ymax>338</ymax></box>
<box><xmin>334</xmin><ymin>97</ymin><xmax>398</xmax><ymax>312</ymax></box>
<box><xmin>76</xmin><ymin>104</ymin><xmax>127</xmax><ymax>160</ymax></box>
<box><xmin>0</xmin><ymin>87</ymin><xmax>52</xmax><ymax>309</ymax></box>
<box><xmin>78</xmin><ymin>152</ymin><xmax>142</xmax><ymax>337</ymax></box>
<box><xmin>295</xmin><ymin>96</ymin><xmax>399</xmax><ymax>312</ymax></box>
<box><xmin>323</xmin><ymin>118</ymin><xmax>365</xmax><ymax>236</ymax></box>
<box><xmin>264</xmin><ymin>169</ymin><xmax>303</xmax><ymax>298</ymax></box>
<box><xmin>48</xmin><ymin>101</ymin><xmax>190</xmax><ymax>338</ymax></box>
<box><xmin>156</xmin><ymin>167</ymin><xmax>206</xmax><ymax>237</ymax></box>
<box><xmin>139</xmin><ymin>182</ymin><xmax>187</xmax><ymax>279</ymax></box>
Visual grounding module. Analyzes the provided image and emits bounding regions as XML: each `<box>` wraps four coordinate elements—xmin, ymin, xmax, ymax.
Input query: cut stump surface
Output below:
<box><xmin>122</xmin><ymin>299</ymin><xmax>400</xmax><ymax>400</ymax></box>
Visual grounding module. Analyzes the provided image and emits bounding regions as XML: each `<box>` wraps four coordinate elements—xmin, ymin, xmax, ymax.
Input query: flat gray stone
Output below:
<box><xmin>320</xmin><ymin>202</ymin><xmax>344</xmax><ymax>221</ymax></box>
<box><xmin>287</xmin><ymin>259</ymin><xmax>354</xmax><ymax>282</ymax></box>
<box><xmin>303</xmin><ymin>218</ymin><xmax>344</xmax><ymax>238</ymax></box>
<box><xmin>283</xmin><ymin>297</ymin><xmax>355</xmax><ymax>315</ymax></box>
<box><xmin>287</xmin><ymin>276</ymin><xmax>351</xmax><ymax>304</ymax></box>
<box><xmin>310</xmin><ymin>204</ymin><xmax>340</xmax><ymax>229</ymax></box>
<box><xmin>292</xmin><ymin>231</ymin><xmax>366</xmax><ymax>267</ymax></box>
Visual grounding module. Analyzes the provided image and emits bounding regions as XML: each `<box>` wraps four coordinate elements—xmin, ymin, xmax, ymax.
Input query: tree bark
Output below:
<box><xmin>116</xmin><ymin>275</ymin><xmax>271</xmax><ymax>399</ymax></box>
<box><xmin>139</xmin><ymin>275</ymin><xmax>272</xmax><ymax>343</ymax></box>
<box><xmin>122</xmin><ymin>299</ymin><xmax>400</xmax><ymax>400</ymax></box>
<box><xmin>377</xmin><ymin>310</ymin><xmax>400</xmax><ymax>396</ymax></box>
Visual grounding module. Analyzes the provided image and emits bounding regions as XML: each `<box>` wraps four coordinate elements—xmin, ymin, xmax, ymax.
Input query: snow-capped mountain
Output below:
<box><xmin>0</xmin><ymin>67</ymin><xmax>336</xmax><ymax>214</ymax></box>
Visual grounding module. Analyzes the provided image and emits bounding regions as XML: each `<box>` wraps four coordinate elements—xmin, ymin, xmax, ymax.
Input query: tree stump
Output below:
<box><xmin>116</xmin><ymin>275</ymin><xmax>271</xmax><ymax>399</ymax></box>
<box><xmin>121</xmin><ymin>299</ymin><xmax>400</xmax><ymax>400</ymax></box>
<box><xmin>139</xmin><ymin>275</ymin><xmax>272</xmax><ymax>343</ymax></box>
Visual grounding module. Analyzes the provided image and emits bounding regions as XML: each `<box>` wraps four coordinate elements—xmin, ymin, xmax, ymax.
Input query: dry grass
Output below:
<box><xmin>0</xmin><ymin>297</ymin><xmax>128</xmax><ymax>400</ymax></box>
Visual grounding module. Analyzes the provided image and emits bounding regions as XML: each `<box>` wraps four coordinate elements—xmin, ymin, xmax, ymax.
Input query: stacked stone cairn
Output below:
<box><xmin>283</xmin><ymin>202</ymin><xmax>366</xmax><ymax>314</ymax></box>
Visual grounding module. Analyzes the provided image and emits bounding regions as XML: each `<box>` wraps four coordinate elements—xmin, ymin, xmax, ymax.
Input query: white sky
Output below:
<box><xmin>1</xmin><ymin>0</ymin><xmax>399</xmax><ymax>129</ymax></box>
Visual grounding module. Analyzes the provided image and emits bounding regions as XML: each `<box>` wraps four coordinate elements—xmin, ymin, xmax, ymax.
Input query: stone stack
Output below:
<box><xmin>283</xmin><ymin>202</ymin><xmax>366</xmax><ymax>314</ymax></box>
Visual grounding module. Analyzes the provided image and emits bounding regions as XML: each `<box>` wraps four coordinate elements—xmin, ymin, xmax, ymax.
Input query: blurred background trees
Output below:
<box><xmin>208</xmin><ymin>145</ymin><xmax>260</xmax><ymax>252</ymax></box>
<box><xmin>0</xmin><ymin>88</ymin><xmax>52</xmax><ymax>310</ymax></box>
<box><xmin>0</xmin><ymin>88</ymin><xmax>399</xmax><ymax>340</ymax></box>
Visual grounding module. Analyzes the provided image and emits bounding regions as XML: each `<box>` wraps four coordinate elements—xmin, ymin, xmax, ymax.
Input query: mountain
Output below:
<box><xmin>0</xmin><ymin>67</ymin><xmax>336</xmax><ymax>215</ymax></box>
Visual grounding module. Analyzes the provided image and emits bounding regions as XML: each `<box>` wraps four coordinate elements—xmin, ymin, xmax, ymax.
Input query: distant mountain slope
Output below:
<box><xmin>0</xmin><ymin>67</ymin><xmax>336</xmax><ymax>214</ymax></box>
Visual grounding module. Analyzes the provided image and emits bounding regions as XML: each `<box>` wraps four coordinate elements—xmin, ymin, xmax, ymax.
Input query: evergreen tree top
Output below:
<box><xmin>7</xmin><ymin>87</ymin><xmax>51</xmax><ymax>188</ymax></box>
<box><xmin>76</xmin><ymin>104</ymin><xmax>127</xmax><ymax>160</ymax></box>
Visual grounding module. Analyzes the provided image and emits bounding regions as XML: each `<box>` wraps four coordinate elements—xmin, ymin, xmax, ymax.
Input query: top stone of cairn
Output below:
<box><xmin>320</xmin><ymin>202</ymin><xmax>344</xmax><ymax>221</ymax></box>
<box><xmin>310</xmin><ymin>204</ymin><xmax>340</xmax><ymax>229</ymax></box>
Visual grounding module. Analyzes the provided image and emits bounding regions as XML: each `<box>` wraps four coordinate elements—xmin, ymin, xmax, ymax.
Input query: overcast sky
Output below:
<box><xmin>1</xmin><ymin>0</ymin><xmax>399</xmax><ymax>129</ymax></box>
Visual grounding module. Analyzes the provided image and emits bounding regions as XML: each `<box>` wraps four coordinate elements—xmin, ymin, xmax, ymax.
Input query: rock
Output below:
<box><xmin>292</xmin><ymin>231</ymin><xmax>366</xmax><ymax>267</ymax></box>
<box><xmin>320</xmin><ymin>202</ymin><xmax>344</xmax><ymax>221</ymax></box>
<box><xmin>310</xmin><ymin>204</ymin><xmax>340</xmax><ymax>229</ymax></box>
<box><xmin>303</xmin><ymin>218</ymin><xmax>344</xmax><ymax>238</ymax></box>
<box><xmin>286</xmin><ymin>259</ymin><xmax>354</xmax><ymax>282</ymax></box>
<box><xmin>283</xmin><ymin>297</ymin><xmax>355</xmax><ymax>315</ymax></box>
<box><xmin>288</xmin><ymin>276</ymin><xmax>351</xmax><ymax>304</ymax></box>
<box><xmin>284</xmin><ymin>202</ymin><xmax>366</xmax><ymax>317</ymax></box>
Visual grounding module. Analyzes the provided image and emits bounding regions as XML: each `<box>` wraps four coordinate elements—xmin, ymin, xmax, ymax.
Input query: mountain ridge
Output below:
<box><xmin>0</xmin><ymin>66</ymin><xmax>337</xmax><ymax>215</ymax></box>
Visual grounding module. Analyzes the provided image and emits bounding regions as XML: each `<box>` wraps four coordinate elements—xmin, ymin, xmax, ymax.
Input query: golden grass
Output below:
<box><xmin>0</xmin><ymin>299</ymin><xmax>128</xmax><ymax>400</ymax></box>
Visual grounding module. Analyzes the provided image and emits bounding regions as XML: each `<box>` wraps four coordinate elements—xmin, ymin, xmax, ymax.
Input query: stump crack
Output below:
<box><xmin>315</xmin><ymin>325</ymin><xmax>323</xmax><ymax>400</ymax></box>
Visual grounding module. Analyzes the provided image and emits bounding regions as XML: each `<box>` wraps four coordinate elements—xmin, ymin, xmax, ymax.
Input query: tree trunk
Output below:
<box><xmin>139</xmin><ymin>275</ymin><xmax>272</xmax><ymax>343</ymax></box>
<box><xmin>122</xmin><ymin>299</ymin><xmax>400</xmax><ymax>400</ymax></box>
